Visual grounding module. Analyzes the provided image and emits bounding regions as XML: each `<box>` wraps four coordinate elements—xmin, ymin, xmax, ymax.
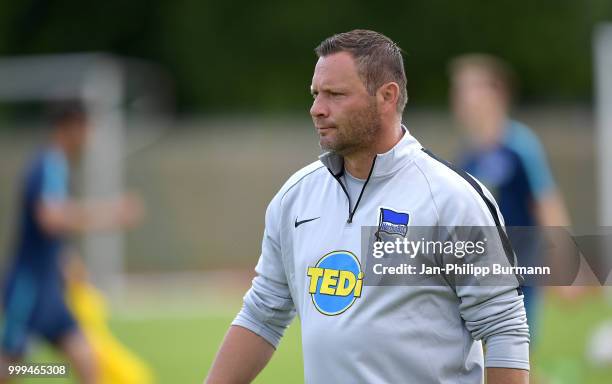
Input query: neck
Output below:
<box><xmin>51</xmin><ymin>134</ymin><xmax>70</xmax><ymax>161</ymax></box>
<box><xmin>344</xmin><ymin>119</ymin><xmax>403</xmax><ymax>179</ymax></box>
<box><xmin>472</xmin><ymin>110</ymin><xmax>507</xmax><ymax>148</ymax></box>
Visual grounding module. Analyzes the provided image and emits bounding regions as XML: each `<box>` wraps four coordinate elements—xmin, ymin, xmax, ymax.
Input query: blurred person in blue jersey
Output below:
<box><xmin>0</xmin><ymin>100</ymin><xmax>142</xmax><ymax>384</ymax></box>
<box><xmin>449</xmin><ymin>54</ymin><xmax>571</xmax><ymax>343</ymax></box>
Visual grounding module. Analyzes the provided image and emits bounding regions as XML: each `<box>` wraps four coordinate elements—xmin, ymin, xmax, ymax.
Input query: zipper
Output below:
<box><xmin>331</xmin><ymin>156</ymin><xmax>377</xmax><ymax>224</ymax></box>
<box><xmin>332</xmin><ymin>173</ymin><xmax>353</xmax><ymax>221</ymax></box>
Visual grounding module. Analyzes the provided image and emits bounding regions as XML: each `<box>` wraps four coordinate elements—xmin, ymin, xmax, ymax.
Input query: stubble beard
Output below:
<box><xmin>319</xmin><ymin>100</ymin><xmax>381</xmax><ymax>157</ymax></box>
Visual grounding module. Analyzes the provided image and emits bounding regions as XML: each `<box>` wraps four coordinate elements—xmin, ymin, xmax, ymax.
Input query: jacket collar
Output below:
<box><xmin>318</xmin><ymin>124</ymin><xmax>422</xmax><ymax>179</ymax></box>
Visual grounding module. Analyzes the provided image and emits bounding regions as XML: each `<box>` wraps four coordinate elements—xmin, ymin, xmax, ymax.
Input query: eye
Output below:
<box><xmin>330</xmin><ymin>91</ymin><xmax>344</xmax><ymax>97</ymax></box>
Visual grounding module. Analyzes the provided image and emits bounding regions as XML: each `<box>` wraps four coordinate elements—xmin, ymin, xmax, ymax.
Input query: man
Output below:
<box><xmin>207</xmin><ymin>30</ymin><xmax>530</xmax><ymax>383</ymax></box>
<box><xmin>449</xmin><ymin>54</ymin><xmax>571</xmax><ymax>340</ymax></box>
<box><xmin>0</xmin><ymin>101</ymin><xmax>141</xmax><ymax>384</ymax></box>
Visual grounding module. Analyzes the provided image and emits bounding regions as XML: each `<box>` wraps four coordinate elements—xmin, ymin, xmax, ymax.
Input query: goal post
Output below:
<box><xmin>594</xmin><ymin>24</ymin><xmax>612</xmax><ymax>288</ymax></box>
<box><xmin>0</xmin><ymin>54</ymin><xmax>171</xmax><ymax>295</ymax></box>
<box><xmin>595</xmin><ymin>24</ymin><xmax>612</xmax><ymax>228</ymax></box>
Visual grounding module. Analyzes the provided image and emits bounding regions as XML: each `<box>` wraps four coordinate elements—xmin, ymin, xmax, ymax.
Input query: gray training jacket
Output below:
<box><xmin>233</xmin><ymin>129</ymin><xmax>530</xmax><ymax>383</ymax></box>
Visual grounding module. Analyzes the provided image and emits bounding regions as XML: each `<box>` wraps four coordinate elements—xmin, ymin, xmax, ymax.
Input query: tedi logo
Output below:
<box><xmin>306</xmin><ymin>251</ymin><xmax>363</xmax><ymax>316</ymax></box>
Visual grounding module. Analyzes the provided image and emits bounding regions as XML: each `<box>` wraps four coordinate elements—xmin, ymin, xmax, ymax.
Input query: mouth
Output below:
<box><xmin>316</xmin><ymin>125</ymin><xmax>336</xmax><ymax>133</ymax></box>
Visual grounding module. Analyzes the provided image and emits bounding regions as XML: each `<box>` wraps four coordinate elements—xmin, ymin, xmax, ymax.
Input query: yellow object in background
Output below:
<box><xmin>66</xmin><ymin>279</ymin><xmax>155</xmax><ymax>384</ymax></box>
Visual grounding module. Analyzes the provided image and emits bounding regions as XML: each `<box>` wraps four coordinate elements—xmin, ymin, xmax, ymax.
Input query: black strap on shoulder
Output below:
<box><xmin>421</xmin><ymin>148</ymin><xmax>524</xmax><ymax>293</ymax></box>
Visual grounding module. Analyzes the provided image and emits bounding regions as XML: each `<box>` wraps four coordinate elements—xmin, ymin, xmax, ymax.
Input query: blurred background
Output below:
<box><xmin>0</xmin><ymin>1</ymin><xmax>611</xmax><ymax>383</ymax></box>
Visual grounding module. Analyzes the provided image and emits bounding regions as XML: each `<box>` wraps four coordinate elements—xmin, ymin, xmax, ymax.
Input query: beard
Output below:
<box><xmin>318</xmin><ymin>99</ymin><xmax>381</xmax><ymax>156</ymax></box>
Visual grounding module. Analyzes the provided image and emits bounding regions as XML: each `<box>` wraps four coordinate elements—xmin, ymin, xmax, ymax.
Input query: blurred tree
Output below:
<box><xmin>0</xmin><ymin>0</ymin><xmax>610</xmax><ymax>113</ymax></box>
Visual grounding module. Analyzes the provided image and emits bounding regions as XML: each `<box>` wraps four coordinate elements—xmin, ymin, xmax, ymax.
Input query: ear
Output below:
<box><xmin>376</xmin><ymin>82</ymin><xmax>400</xmax><ymax>113</ymax></box>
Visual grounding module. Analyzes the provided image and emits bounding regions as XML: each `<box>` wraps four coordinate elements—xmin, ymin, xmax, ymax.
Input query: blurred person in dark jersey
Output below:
<box><xmin>0</xmin><ymin>101</ymin><xmax>142</xmax><ymax>384</ymax></box>
<box><xmin>449</xmin><ymin>54</ymin><xmax>571</xmax><ymax>343</ymax></box>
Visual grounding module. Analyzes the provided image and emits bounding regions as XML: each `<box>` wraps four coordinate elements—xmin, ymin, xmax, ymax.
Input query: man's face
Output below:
<box><xmin>451</xmin><ymin>67</ymin><xmax>507</xmax><ymax>133</ymax></box>
<box><xmin>62</xmin><ymin>116</ymin><xmax>90</xmax><ymax>161</ymax></box>
<box><xmin>310</xmin><ymin>52</ymin><xmax>381</xmax><ymax>156</ymax></box>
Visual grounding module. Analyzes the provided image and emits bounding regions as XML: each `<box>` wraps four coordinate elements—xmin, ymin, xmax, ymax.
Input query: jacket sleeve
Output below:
<box><xmin>440</xmin><ymin>181</ymin><xmax>530</xmax><ymax>371</ymax></box>
<box><xmin>231</xmin><ymin>191</ymin><xmax>296</xmax><ymax>348</ymax></box>
<box><xmin>457</xmin><ymin>275</ymin><xmax>530</xmax><ymax>370</ymax></box>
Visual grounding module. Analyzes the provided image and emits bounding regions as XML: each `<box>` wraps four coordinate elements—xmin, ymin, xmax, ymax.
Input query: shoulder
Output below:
<box><xmin>412</xmin><ymin>150</ymin><xmax>501</xmax><ymax>226</ymax></box>
<box><xmin>413</xmin><ymin>150</ymin><xmax>480</xmax><ymax>200</ymax></box>
<box><xmin>41</xmin><ymin>148</ymin><xmax>68</xmax><ymax>177</ymax></box>
<box><xmin>503</xmin><ymin>120</ymin><xmax>556</xmax><ymax>195</ymax></box>
<box><xmin>267</xmin><ymin>160</ymin><xmax>327</xmax><ymax>210</ymax></box>
<box><xmin>504</xmin><ymin>120</ymin><xmax>546</xmax><ymax>159</ymax></box>
<box><xmin>24</xmin><ymin>149</ymin><xmax>64</xmax><ymax>184</ymax></box>
<box><xmin>262</xmin><ymin>160</ymin><xmax>327</xmax><ymax>226</ymax></box>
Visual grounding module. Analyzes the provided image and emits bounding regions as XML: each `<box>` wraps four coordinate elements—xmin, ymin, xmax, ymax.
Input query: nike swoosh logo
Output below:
<box><xmin>294</xmin><ymin>217</ymin><xmax>320</xmax><ymax>228</ymax></box>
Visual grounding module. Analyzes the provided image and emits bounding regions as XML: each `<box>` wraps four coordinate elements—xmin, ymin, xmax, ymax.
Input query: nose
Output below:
<box><xmin>310</xmin><ymin>95</ymin><xmax>329</xmax><ymax>119</ymax></box>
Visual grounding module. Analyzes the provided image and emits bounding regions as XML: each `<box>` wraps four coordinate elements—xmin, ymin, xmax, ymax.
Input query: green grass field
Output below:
<box><xmin>13</xmin><ymin>292</ymin><xmax>612</xmax><ymax>384</ymax></box>
<box><xmin>19</xmin><ymin>313</ymin><xmax>304</xmax><ymax>384</ymax></box>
